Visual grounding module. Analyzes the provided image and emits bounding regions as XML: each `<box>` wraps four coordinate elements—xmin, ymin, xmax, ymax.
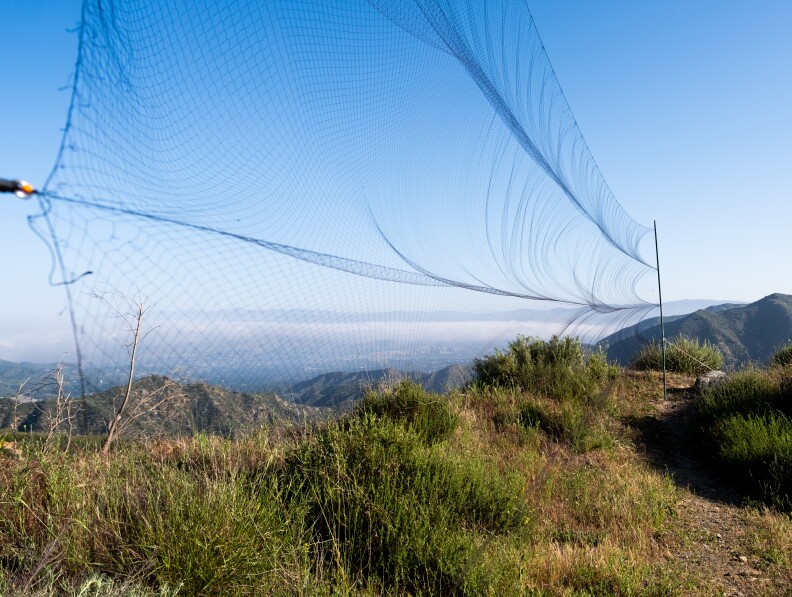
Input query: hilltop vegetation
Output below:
<box><xmin>0</xmin><ymin>337</ymin><xmax>790</xmax><ymax>596</ymax></box>
<box><xmin>633</xmin><ymin>335</ymin><xmax>724</xmax><ymax>375</ymax></box>
<box><xmin>0</xmin><ymin>360</ymin><xmax>84</xmax><ymax>400</ymax></box>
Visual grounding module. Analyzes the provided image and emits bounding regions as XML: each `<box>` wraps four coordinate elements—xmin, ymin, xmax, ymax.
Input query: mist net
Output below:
<box><xmin>34</xmin><ymin>0</ymin><xmax>658</xmax><ymax>391</ymax></box>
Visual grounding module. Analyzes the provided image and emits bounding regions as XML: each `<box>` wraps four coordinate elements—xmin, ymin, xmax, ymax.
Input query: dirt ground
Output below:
<box><xmin>634</xmin><ymin>381</ymin><xmax>791</xmax><ymax>596</ymax></box>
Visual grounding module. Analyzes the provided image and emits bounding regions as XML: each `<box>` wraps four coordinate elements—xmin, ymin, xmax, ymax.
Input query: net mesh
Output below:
<box><xmin>33</xmin><ymin>0</ymin><xmax>658</xmax><ymax>391</ymax></box>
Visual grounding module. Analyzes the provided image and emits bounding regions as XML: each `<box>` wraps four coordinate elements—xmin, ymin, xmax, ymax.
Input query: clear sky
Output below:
<box><xmin>528</xmin><ymin>0</ymin><xmax>792</xmax><ymax>303</ymax></box>
<box><xmin>1</xmin><ymin>0</ymin><xmax>791</xmax><ymax>361</ymax></box>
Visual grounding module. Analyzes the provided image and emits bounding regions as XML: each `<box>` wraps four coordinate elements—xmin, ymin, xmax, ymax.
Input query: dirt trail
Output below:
<box><xmin>637</xmin><ymin>386</ymin><xmax>791</xmax><ymax>596</ymax></box>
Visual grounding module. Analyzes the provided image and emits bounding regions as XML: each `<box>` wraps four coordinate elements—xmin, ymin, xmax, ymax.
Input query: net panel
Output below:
<box><xmin>34</xmin><ymin>0</ymin><xmax>657</xmax><ymax>390</ymax></box>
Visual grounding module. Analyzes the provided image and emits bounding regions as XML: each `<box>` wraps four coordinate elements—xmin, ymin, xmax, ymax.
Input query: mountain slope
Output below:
<box><xmin>286</xmin><ymin>364</ymin><xmax>473</xmax><ymax>409</ymax></box>
<box><xmin>0</xmin><ymin>360</ymin><xmax>84</xmax><ymax>399</ymax></box>
<box><xmin>604</xmin><ymin>294</ymin><xmax>792</xmax><ymax>368</ymax></box>
<box><xmin>0</xmin><ymin>375</ymin><xmax>329</xmax><ymax>437</ymax></box>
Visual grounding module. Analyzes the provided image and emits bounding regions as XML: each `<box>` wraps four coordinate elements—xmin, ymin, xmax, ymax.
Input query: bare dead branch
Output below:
<box><xmin>92</xmin><ymin>290</ymin><xmax>185</xmax><ymax>453</ymax></box>
<box><xmin>37</xmin><ymin>361</ymin><xmax>78</xmax><ymax>453</ymax></box>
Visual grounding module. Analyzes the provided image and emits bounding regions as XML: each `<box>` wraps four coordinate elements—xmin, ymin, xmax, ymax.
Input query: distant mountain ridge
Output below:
<box><xmin>284</xmin><ymin>364</ymin><xmax>473</xmax><ymax>410</ymax></box>
<box><xmin>603</xmin><ymin>294</ymin><xmax>792</xmax><ymax>368</ymax></box>
<box><xmin>8</xmin><ymin>295</ymin><xmax>785</xmax><ymax>428</ymax></box>
<box><xmin>0</xmin><ymin>375</ymin><xmax>329</xmax><ymax>437</ymax></box>
<box><xmin>0</xmin><ymin>360</ymin><xmax>83</xmax><ymax>400</ymax></box>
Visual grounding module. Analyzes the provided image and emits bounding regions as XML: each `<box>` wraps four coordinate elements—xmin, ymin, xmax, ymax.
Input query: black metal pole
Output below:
<box><xmin>654</xmin><ymin>221</ymin><xmax>667</xmax><ymax>400</ymax></box>
<box><xmin>0</xmin><ymin>178</ymin><xmax>35</xmax><ymax>197</ymax></box>
<box><xmin>0</xmin><ymin>178</ymin><xmax>20</xmax><ymax>193</ymax></box>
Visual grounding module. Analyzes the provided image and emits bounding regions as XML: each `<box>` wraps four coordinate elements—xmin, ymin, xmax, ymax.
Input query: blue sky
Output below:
<box><xmin>529</xmin><ymin>1</ymin><xmax>792</xmax><ymax>303</ymax></box>
<box><xmin>1</xmin><ymin>0</ymin><xmax>791</xmax><ymax>362</ymax></box>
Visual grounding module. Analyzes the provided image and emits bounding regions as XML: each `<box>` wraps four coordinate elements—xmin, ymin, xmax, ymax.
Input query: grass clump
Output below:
<box><xmin>0</xmin><ymin>573</ymin><xmax>181</xmax><ymax>597</ymax></box>
<box><xmin>633</xmin><ymin>335</ymin><xmax>723</xmax><ymax>375</ymax></box>
<box><xmin>0</xmin><ymin>445</ymin><xmax>303</xmax><ymax>596</ymax></box>
<box><xmin>516</xmin><ymin>396</ymin><xmax>612</xmax><ymax>452</ymax></box>
<box><xmin>770</xmin><ymin>341</ymin><xmax>792</xmax><ymax>368</ymax></box>
<box><xmin>693</xmin><ymin>368</ymin><xmax>792</xmax><ymax>511</ymax></box>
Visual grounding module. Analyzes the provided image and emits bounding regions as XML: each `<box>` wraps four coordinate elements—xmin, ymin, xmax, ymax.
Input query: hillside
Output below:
<box><xmin>0</xmin><ymin>375</ymin><xmax>328</xmax><ymax>437</ymax></box>
<box><xmin>2</xmin><ymin>362</ymin><xmax>790</xmax><ymax>595</ymax></box>
<box><xmin>285</xmin><ymin>364</ymin><xmax>472</xmax><ymax>409</ymax></box>
<box><xmin>604</xmin><ymin>293</ymin><xmax>792</xmax><ymax>368</ymax></box>
<box><xmin>0</xmin><ymin>360</ymin><xmax>83</xmax><ymax>400</ymax></box>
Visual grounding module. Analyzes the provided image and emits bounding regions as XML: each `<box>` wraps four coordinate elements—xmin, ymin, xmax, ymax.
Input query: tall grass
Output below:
<box><xmin>0</xmin><ymin>445</ymin><xmax>308</xmax><ymax>595</ymax></box>
<box><xmin>9</xmin><ymin>368</ymin><xmax>768</xmax><ymax>594</ymax></box>
<box><xmin>0</xmin><ymin>382</ymin><xmax>532</xmax><ymax>595</ymax></box>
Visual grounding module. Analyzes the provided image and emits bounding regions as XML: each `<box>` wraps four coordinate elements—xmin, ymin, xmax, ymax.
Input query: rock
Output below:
<box><xmin>738</xmin><ymin>555</ymin><xmax>748</xmax><ymax>563</ymax></box>
<box><xmin>692</xmin><ymin>370</ymin><xmax>726</xmax><ymax>393</ymax></box>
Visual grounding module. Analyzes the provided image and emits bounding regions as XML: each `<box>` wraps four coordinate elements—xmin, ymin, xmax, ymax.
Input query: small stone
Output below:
<box><xmin>716</xmin><ymin>533</ymin><xmax>722</xmax><ymax>539</ymax></box>
<box><xmin>738</xmin><ymin>555</ymin><xmax>748</xmax><ymax>563</ymax></box>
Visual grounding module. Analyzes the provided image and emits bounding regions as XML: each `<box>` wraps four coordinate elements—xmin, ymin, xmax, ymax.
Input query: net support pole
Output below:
<box><xmin>0</xmin><ymin>178</ymin><xmax>35</xmax><ymax>198</ymax></box>
<box><xmin>654</xmin><ymin>220</ymin><xmax>667</xmax><ymax>401</ymax></box>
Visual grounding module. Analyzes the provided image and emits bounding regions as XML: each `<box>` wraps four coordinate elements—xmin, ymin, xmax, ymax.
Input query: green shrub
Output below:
<box><xmin>633</xmin><ymin>335</ymin><xmax>723</xmax><ymax>375</ymax></box>
<box><xmin>770</xmin><ymin>342</ymin><xmax>792</xmax><ymax>368</ymax></box>
<box><xmin>694</xmin><ymin>368</ymin><xmax>791</xmax><ymax>425</ymax></box>
<box><xmin>711</xmin><ymin>413</ymin><xmax>792</xmax><ymax>511</ymax></box>
<box><xmin>356</xmin><ymin>380</ymin><xmax>458</xmax><ymax>444</ymax></box>
<box><xmin>475</xmin><ymin>337</ymin><xmax>617</xmax><ymax>452</ymax></box>
<box><xmin>286</xmin><ymin>415</ymin><xmax>527</xmax><ymax>594</ymax></box>
<box><xmin>693</xmin><ymin>368</ymin><xmax>792</xmax><ymax>511</ymax></box>
<box><xmin>474</xmin><ymin>336</ymin><xmax>618</xmax><ymax>400</ymax></box>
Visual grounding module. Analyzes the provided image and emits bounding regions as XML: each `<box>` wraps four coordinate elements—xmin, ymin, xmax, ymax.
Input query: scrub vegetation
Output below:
<box><xmin>0</xmin><ymin>337</ymin><xmax>790</xmax><ymax>596</ymax></box>
<box><xmin>692</xmin><ymin>362</ymin><xmax>792</xmax><ymax>511</ymax></box>
<box><xmin>633</xmin><ymin>335</ymin><xmax>724</xmax><ymax>375</ymax></box>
